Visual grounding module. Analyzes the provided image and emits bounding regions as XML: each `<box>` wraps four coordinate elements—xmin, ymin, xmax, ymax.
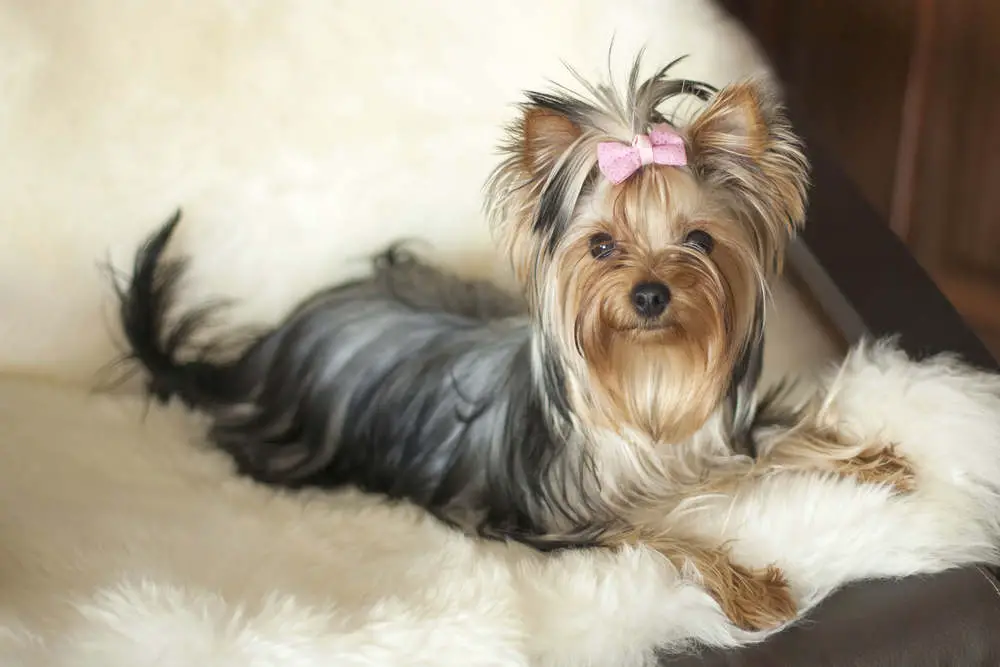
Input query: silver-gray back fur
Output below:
<box><xmin>116</xmin><ymin>214</ymin><xmax>613</xmax><ymax>548</ymax></box>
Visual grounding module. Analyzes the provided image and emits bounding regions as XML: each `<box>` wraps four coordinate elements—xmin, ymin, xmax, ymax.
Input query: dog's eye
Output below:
<box><xmin>684</xmin><ymin>230</ymin><xmax>714</xmax><ymax>254</ymax></box>
<box><xmin>589</xmin><ymin>232</ymin><xmax>617</xmax><ymax>260</ymax></box>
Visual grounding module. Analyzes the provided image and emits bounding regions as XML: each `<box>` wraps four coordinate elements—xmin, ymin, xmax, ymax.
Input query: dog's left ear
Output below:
<box><xmin>685</xmin><ymin>80</ymin><xmax>810</xmax><ymax>243</ymax></box>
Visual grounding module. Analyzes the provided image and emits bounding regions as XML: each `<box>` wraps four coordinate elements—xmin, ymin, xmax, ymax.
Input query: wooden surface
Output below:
<box><xmin>786</xmin><ymin>107</ymin><xmax>998</xmax><ymax>372</ymax></box>
<box><xmin>719</xmin><ymin>0</ymin><xmax>1000</xmax><ymax>361</ymax></box>
<box><xmin>905</xmin><ymin>0</ymin><xmax>1000</xmax><ymax>356</ymax></box>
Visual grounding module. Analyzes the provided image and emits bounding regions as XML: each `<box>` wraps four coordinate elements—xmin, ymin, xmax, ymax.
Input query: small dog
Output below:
<box><xmin>113</xmin><ymin>57</ymin><xmax>914</xmax><ymax>632</ymax></box>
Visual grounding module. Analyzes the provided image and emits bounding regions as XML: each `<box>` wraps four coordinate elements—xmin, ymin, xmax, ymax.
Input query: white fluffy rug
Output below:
<box><xmin>3</xmin><ymin>342</ymin><xmax>1000</xmax><ymax>666</ymax></box>
<box><xmin>5</xmin><ymin>2</ymin><xmax>1000</xmax><ymax>666</ymax></box>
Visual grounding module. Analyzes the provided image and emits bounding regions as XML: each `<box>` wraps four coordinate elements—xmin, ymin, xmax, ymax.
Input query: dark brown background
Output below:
<box><xmin>720</xmin><ymin>0</ymin><xmax>1000</xmax><ymax>360</ymax></box>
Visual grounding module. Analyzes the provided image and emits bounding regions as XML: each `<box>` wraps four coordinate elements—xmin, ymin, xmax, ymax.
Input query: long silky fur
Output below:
<box><xmin>114</xmin><ymin>211</ymin><xmax>774</xmax><ymax>551</ymax></box>
<box><xmin>112</xmin><ymin>59</ymin><xmax>793</xmax><ymax>554</ymax></box>
<box><xmin>115</xmin><ymin>213</ymin><xmax>620</xmax><ymax>549</ymax></box>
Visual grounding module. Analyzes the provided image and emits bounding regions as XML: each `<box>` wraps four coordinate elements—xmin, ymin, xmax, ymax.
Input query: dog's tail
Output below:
<box><xmin>113</xmin><ymin>210</ymin><xmax>248</xmax><ymax>410</ymax></box>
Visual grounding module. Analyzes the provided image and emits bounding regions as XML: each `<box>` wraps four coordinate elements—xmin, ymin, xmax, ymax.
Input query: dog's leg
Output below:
<box><xmin>606</xmin><ymin>528</ymin><xmax>796</xmax><ymax>632</ymax></box>
<box><xmin>756</xmin><ymin>422</ymin><xmax>916</xmax><ymax>494</ymax></box>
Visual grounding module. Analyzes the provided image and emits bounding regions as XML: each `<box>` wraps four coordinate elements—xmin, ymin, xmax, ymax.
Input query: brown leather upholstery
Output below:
<box><xmin>662</xmin><ymin>567</ymin><xmax>1000</xmax><ymax>666</ymax></box>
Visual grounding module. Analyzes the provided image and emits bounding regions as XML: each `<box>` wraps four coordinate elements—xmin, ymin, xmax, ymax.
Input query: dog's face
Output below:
<box><xmin>489</xmin><ymin>76</ymin><xmax>809</xmax><ymax>443</ymax></box>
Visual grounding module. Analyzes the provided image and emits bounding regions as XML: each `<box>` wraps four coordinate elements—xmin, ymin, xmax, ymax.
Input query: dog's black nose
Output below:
<box><xmin>631</xmin><ymin>282</ymin><xmax>671</xmax><ymax>318</ymax></box>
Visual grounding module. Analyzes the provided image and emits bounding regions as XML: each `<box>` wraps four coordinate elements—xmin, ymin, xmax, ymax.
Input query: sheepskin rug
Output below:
<box><xmin>4</xmin><ymin>342</ymin><xmax>1000</xmax><ymax>666</ymax></box>
<box><xmin>5</xmin><ymin>1</ymin><xmax>1000</xmax><ymax>666</ymax></box>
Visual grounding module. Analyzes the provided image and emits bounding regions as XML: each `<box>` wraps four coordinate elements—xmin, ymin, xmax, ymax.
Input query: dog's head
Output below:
<box><xmin>486</xmin><ymin>59</ymin><xmax>810</xmax><ymax>443</ymax></box>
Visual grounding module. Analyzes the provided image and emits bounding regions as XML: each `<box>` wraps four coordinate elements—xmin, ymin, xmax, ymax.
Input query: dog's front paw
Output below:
<box><xmin>705</xmin><ymin>562</ymin><xmax>797</xmax><ymax>632</ymax></box>
<box><xmin>638</xmin><ymin>535</ymin><xmax>799</xmax><ymax>632</ymax></box>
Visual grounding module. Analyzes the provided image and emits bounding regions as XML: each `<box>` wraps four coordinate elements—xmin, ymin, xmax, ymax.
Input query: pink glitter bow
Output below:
<box><xmin>596</xmin><ymin>124</ymin><xmax>687</xmax><ymax>184</ymax></box>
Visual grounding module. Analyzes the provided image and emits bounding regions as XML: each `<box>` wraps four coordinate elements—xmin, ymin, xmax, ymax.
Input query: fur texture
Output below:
<box><xmin>3</xmin><ymin>341</ymin><xmax>1000</xmax><ymax>666</ymax></box>
<box><xmin>108</xmin><ymin>55</ymin><xmax>986</xmax><ymax>634</ymax></box>
<box><xmin>9</xmin><ymin>2</ymin><xmax>998</xmax><ymax>664</ymax></box>
<box><xmin>110</xmin><ymin>57</ymin><xmax>823</xmax><ymax>631</ymax></box>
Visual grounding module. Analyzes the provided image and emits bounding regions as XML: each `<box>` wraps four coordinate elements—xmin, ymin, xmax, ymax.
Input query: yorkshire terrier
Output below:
<box><xmin>113</xmin><ymin>57</ymin><xmax>915</xmax><ymax>632</ymax></box>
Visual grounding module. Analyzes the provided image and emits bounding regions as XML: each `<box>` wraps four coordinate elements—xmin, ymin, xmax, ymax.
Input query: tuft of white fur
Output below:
<box><xmin>4</xmin><ymin>339</ymin><xmax>1000</xmax><ymax>666</ymax></box>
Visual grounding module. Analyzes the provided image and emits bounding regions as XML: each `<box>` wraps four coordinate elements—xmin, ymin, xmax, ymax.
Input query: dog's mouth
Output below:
<box><xmin>615</xmin><ymin>320</ymin><xmax>678</xmax><ymax>337</ymax></box>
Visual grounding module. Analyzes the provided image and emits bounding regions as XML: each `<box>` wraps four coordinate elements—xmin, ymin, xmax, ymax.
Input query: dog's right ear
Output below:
<box><xmin>487</xmin><ymin>102</ymin><xmax>586</xmax><ymax>285</ymax></box>
<box><xmin>519</xmin><ymin>107</ymin><xmax>583</xmax><ymax>180</ymax></box>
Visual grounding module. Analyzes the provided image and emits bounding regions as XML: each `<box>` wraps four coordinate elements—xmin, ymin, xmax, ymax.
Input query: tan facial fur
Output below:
<box><xmin>487</xmin><ymin>77</ymin><xmax>808</xmax><ymax>447</ymax></box>
<box><xmin>546</xmin><ymin>167</ymin><xmax>760</xmax><ymax>442</ymax></box>
<box><xmin>477</xmin><ymin>64</ymin><xmax>814</xmax><ymax>633</ymax></box>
